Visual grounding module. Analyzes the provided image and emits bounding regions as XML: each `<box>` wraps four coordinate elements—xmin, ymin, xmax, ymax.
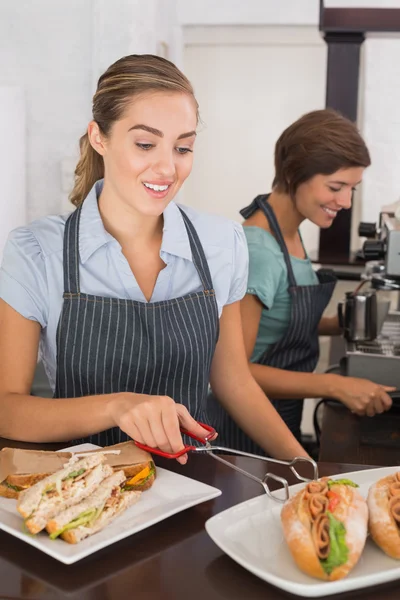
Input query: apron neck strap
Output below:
<box><xmin>178</xmin><ymin>208</ymin><xmax>214</xmax><ymax>291</ymax></box>
<box><xmin>254</xmin><ymin>196</ymin><xmax>298</xmax><ymax>288</ymax></box>
<box><xmin>63</xmin><ymin>207</ymin><xmax>81</xmax><ymax>294</ymax></box>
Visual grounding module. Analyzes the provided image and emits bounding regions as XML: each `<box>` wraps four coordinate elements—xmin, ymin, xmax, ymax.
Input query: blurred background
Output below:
<box><xmin>1</xmin><ymin>0</ymin><xmax>400</xmax><ymax>435</ymax></box>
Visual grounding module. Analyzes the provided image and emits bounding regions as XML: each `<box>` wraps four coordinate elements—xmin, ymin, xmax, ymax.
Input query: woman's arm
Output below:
<box><xmin>0</xmin><ymin>300</ymin><xmax>209</xmax><ymax>460</ymax></box>
<box><xmin>209</xmin><ymin>301</ymin><xmax>308</xmax><ymax>459</ymax></box>
<box><xmin>239</xmin><ymin>294</ymin><xmax>393</xmax><ymax>414</ymax></box>
<box><xmin>318</xmin><ymin>314</ymin><xmax>342</xmax><ymax>336</ymax></box>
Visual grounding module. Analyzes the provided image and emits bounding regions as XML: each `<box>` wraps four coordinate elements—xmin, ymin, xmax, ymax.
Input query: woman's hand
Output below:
<box><xmin>108</xmin><ymin>393</ymin><xmax>216</xmax><ymax>464</ymax></box>
<box><xmin>329</xmin><ymin>374</ymin><xmax>394</xmax><ymax>416</ymax></box>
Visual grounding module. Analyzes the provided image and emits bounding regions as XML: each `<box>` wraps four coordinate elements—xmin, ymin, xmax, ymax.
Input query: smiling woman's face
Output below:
<box><xmin>293</xmin><ymin>166</ymin><xmax>365</xmax><ymax>228</ymax></box>
<box><xmin>89</xmin><ymin>91</ymin><xmax>198</xmax><ymax>217</ymax></box>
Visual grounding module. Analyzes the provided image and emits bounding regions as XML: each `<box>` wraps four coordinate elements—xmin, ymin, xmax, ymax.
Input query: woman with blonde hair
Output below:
<box><xmin>0</xmin><ymin>54</ymin><xmax>307</xmax><ymax>461</ymax></box>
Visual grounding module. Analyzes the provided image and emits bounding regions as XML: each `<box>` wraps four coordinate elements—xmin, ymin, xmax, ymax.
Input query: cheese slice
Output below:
<box><xmin>126</xmin><ymin>465</ymin><xmax>151</xmax><ymax>486</ymax></box>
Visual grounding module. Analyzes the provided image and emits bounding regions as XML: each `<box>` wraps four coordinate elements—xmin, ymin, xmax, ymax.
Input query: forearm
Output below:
<box><xmin>0</xmin><ymin>392</ymin><xmax>119</xmax><ymax>443</ymax></box>
<box><xmin>249</xmin><ymin>363</ymin><xmax>337</xmax><ymax>400</ymax></box>
<box><xmin>318</xmin><ymin>315</ymin><xmax>342</xmax><ymax>336</ymax></box>
<box><xmin>213</xmin><ymin>375</ymin><xmax>308</xmax><ymax>460</ymax></box>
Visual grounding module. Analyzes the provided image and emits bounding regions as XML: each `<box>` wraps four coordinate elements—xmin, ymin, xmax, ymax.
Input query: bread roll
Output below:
<box><xmin>281</xmin><ymin>477</ymin><xmax>368</xmax><ymax>580</ymax></box>
<box><xmin>368</xmin><ymin>471</ymin><xmax>400</xmax><ymax>559</ymax></box>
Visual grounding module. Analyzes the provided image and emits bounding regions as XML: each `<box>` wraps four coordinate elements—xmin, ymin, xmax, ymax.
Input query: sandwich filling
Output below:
<box><xmin>123</xmin><ymin>462</ymin><xmax>155</xmax><ymax>490</ymax></box>
<box><xmin>388</xmin><ymin>472</ymin><xmax>400</xmax><ymax>524</ymax></box>
<box><xmin>1</xmin><ymin>481</ymin><xmax>25</xmax><ymax>492</ymax></box>
<box><xmin>49</xmin><ymin>485</ymin><xmax>122</xmax><ymax>540</ymax></box>
<box><xmin>305</xmin><ymin>479</ymin><xmax>358</xmax><ymax>575</ymax></box>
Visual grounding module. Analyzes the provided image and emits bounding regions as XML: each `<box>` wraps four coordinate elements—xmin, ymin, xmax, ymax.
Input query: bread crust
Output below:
<box><xmin>0</xmin><ymin>483</ymin><xmax>18</xmax><ymax>499</ymax></box>
<box><xmin>368</xmin><ymin>473</ymin><xmax>400</xmax><ymax>559</ymax></box>
<box><xmin>281</xmin><ymin>480</ymin><xmax>368</xmax><ymax>581</ymax></box>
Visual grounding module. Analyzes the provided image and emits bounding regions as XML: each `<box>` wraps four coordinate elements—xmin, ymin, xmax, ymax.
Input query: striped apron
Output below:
<box><xmin>207</xmin><ymin>195</ymin><xmax>336</xmax><ymax>455</ymax></box>
<box><xmin>54</xmin><ymin>204</ymin><xmax>219</xmax><ymax>446</ymax></box>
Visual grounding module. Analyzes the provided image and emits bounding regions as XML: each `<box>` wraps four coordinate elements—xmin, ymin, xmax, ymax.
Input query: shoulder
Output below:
<box><xmin>177</xmin><ymin>203</ymin><xmax>245</xmax><ymax>251</ymax></box>
<box><xmin>243</xmin><ymin>226</ymin><xmax>282</xmax><ymax>256</ymax></box>
<box><xmin>5</xmin><ymin>212</ymin><xmax>70</xmax><ymax>259</ymax></box>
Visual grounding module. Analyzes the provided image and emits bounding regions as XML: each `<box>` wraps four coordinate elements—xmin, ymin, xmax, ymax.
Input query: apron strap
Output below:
<box><xmin>239</xmin><ymin>194</ymin><xmax>268</xmax><ymax>220</ymax></box>
<box><xmin>63</xmin><ymin>206</ymin><xmax>81</xmax><ymax>294</ymax></box>
<box><xmin>253</xmin><ymin>196</ymin><xmax>298</xmax><ymax>288</ymax></box>
<box><xmin>178</xmin><ymin>208</ymin><xmax>215</xmax><ymax>291</ymax></box>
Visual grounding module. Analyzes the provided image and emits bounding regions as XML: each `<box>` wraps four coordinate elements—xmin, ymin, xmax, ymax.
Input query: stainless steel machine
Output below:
<box><xmin>342</xmin><ymin>207</ymin><xmax>400</xmax><ymax>388</ymax></box>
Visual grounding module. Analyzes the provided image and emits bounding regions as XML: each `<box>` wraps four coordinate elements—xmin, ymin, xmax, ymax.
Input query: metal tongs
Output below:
<box><xmin>135</xmin><ymin>422</ymin><xmax>318</xmax><ymax>503</ymax></box>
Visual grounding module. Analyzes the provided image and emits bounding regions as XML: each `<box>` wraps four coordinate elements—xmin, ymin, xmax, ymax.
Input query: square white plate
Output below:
<box><xmin>206</xmin><ymin>465</ymin><xmax>400</xmax><ymax>598</ymax></box>
<box><xmin>0</xmin><ymin>443</ymin><xmax>221</xmax><ymax>564</ymax></box>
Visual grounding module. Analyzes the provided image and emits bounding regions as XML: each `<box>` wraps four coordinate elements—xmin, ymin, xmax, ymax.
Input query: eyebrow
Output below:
<box><xmin>329</xmin><ymin>180</ymin><xmax>362</xmax><ymax>186</ymax></box>
<box><xmin>128</xmin><ymin>124</ymin><xmax>196</xmax><ymax>140</ymax></box>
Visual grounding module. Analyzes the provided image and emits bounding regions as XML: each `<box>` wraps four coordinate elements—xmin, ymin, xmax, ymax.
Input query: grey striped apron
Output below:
<box><xmin>54</xmin><ymin>204</ymin><xmax>219</xmax><ymax>446</ymax></box>
<box><xmin>207</xmin><ymin>194</ymin><xmax>336</xmax><ymax>455</ymax></box>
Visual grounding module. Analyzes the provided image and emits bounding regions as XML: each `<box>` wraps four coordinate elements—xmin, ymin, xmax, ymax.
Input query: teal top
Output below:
<box><xmin>244</xmin><ymin>226</ymin><xmax>319</xmax><ymax>362</ymax></box>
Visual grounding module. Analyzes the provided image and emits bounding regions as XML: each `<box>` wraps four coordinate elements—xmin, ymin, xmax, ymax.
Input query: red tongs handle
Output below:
<box><xmin>134</xmin><ymin>422</ymin><xmax>216</xmax><ymax>458</ymax></box>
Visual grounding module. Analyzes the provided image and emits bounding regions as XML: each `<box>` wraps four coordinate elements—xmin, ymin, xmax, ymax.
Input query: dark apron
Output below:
<box><xmin>207</xmin><ymin>194</ymin><xmax>336</xmax><ymax>455</ymax></box>
<box><xmin>54</xmin><ymin>204</ymin><xmax>219</xmax><ymax>446</ymax></box>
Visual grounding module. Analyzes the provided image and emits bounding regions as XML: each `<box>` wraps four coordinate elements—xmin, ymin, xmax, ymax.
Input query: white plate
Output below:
<box><xmin>206</xmin><ymin>465</ymin><xmax>400</xmax><ymax>598</ymax></box>
<box><xmin>0</xmin><ymin>443</ymin><xmax>221</xmax><ymax>564</ymax></box>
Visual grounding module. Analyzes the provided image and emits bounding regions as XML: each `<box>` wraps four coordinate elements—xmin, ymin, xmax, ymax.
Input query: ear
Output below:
<box><xmin>87</xmin><ymin>121</ymin><xmax>107</xmax><ymax>156</ymax></box>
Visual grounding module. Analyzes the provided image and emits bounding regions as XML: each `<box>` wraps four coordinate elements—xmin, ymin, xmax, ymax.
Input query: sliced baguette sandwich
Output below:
<box><xmin>17</xmin><ymin>454</ymin><xmax>113</xmax><ymax>534</ymax></box>
<box><xmin>46</xmin><ymin>470</ymin><xmax>141</xmax><ymax>543</ymax></box>
<box><xmin>368</xmin><ymin>471</ymin><xmax>400</xmax><ymax>558</ymax></box>
<box><xmin>281</xmin><ymin>477</ymin><xmax>368</xmax><ymax>580</ymax></box>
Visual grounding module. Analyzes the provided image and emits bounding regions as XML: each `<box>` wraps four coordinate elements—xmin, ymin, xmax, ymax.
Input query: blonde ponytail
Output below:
<box><xmin>69</xmin><ymin>133</ymin><xmax>104</xmax><ymax>207</ymax></box>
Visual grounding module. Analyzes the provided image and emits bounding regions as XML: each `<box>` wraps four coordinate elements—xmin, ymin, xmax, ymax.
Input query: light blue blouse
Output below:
<box><xmin>0</xmin><ymin>180</ymin><xmax>249</xmax><ymax>391</ymax></box>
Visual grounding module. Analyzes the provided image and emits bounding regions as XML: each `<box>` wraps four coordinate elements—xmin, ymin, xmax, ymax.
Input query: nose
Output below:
<box><xmin>153</xmin><ymin>149</ymin><xmax>176</xmax><ymax>179</ymax></box>
<box><xmin>337</xmin><ymin>188</ymin><xmax>353</xmax><ymax>210</ymax></box>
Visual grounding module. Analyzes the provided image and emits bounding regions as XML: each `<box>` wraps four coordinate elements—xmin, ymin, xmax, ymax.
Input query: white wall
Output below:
<box><xmin>0</xmin><ymin>88</ymin><xmax>26</xmax><ymax>260</ymax></box>
<box><xmin>0</xmin><ymin>0</ymin><xmax>93</xmax><ymax>221</ymax></box>
<box><xmin>177</xmin><ymin>0</ymin><xmax>319</xmax><ymax>25</ymax></box>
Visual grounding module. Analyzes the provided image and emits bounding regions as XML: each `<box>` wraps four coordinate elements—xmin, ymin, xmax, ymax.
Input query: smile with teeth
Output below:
<box><xmin>322</xmin><ymin>207</ymin><xmax>338</xmax><ymax>217</ymax></box>
<box><xmin>143</xmin><ymin>182</ymin><xmax>170</xmax><ymax>192</ymax></box>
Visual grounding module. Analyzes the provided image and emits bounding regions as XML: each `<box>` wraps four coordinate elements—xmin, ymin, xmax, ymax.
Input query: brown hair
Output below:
<box><xmin>70</xmin><ymin>54</ymin><xmax>198</xmax><ymax>206</ymax></box>
<box><xmin>272</xmin><ymin>109</ymin><xmax>371</xmax><ymax>197</ymax></box>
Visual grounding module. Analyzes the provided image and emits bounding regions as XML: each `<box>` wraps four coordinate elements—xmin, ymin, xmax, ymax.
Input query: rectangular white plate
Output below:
<box><xmin>0</xmin><ymin>443</ymin><xmax>221</xmax><ymax>564</ymax></box>
<box><xmin>206</xmin><ymin>465</ymin><xmax>400</xmax><ymax>598</ymax></box>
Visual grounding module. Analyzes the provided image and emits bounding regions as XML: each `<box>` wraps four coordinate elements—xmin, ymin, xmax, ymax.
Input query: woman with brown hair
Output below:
<box><xmin>0</xmin><ymin>54</ymin><xmax>308</xmax><ymax>461</ymax></box>
<box><xmin>208</xmin><ymin>109</ymin><xmax>394</xmax><ymax>454</ymax></box>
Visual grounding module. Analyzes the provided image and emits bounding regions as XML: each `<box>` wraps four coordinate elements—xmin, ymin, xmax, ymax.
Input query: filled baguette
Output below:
<box><xmin>281</xmin><ymin>478</ymin><xmax>368</xmax><ymax>580</ymax></box>
<box><xmin>368</xmin><ymin>471</ymin><xmax>400</xmax><ymax>558</ymax></box>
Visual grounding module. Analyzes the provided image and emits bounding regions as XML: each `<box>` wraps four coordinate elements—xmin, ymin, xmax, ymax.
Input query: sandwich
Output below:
<box><xmin>0</xmin><ymin>448</ymin><xmax>70</xmax><ymax>499</ymax></box>
<box><xmin>281</xmin><ymin>477</ymin><xmax>368</xmax><ymax>580</ymax></box>
<box><xmin>368</xmin><ymin>471</ymin><xmax>400</xmax><ymax>558</ymax></box>
<box><xmin>0</xmin><ymin>442</ymin><xmax>156</xmax><ymax>499</ymax></box>
<box><xmin>17</xmin><ymin>454</ymin><xmax>113</xmax><ymax>534</ymax></box>
<box><xmin>84</xmin><ymin>442</ymin><xmax>156</xmax><ymax>491</ymax></box>
<box><xmin>46</xmin><ymin>470</ymin><xmax>141</xmax><ymax>543</ymax></box>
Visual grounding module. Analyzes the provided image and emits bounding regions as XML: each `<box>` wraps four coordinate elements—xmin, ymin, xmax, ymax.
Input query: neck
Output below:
<box><xmin>98</xmin><ymin>180</ymin><xmax>163</xmax><ymax>247</ymax></box>
<box><xmin>267</xmin><ymin>189</ymin><xmax>304</xmax><ymax>237</ymax></box>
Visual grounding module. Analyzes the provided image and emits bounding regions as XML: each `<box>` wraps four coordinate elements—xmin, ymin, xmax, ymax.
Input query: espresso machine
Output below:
<box><xmin>341</xmin><ymin>205</ymin><xmax>400</xmax><ymax>388</ymax></box>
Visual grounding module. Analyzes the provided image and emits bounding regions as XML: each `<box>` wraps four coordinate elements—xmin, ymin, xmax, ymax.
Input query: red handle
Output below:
<box><xmin>134</xmin><ymin>422</ymin><xmax>216</xmax><ymax>459</ymax></box>
<box><xmin>134</xmin><ymin>442</ymin><xmax>196</xmax><ymax>459</ymax></box>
